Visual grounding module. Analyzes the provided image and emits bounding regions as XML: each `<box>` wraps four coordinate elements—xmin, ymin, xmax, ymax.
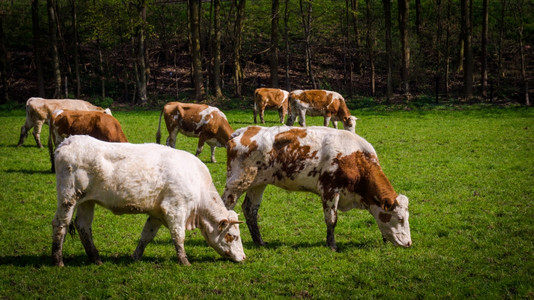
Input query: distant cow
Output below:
<box><xmin>286</xmin><ymin>90</ymin><xmax>357</xmax><ymax>132</ymax></box>
<box><xmin>48</xmin><ymin>110</ymin><xmax>128</xmax><ymax>172</ymax></box>
<box><xmin>156</xmin><ymin>102</ymin><xmax>234</xmax><ymax>163</ymax></box>
<box><xmin>52</xmin><ymin>135</ymin><xmax>246</xmax><ymax>266</ymax></box>
<box><xmin>253</xmin><ymin>88</ymin><xmax>289</xmax><ymax>124</ymax></box>
<box><xmin>17</xmin><ymin>97</ymin><xmax>111</xmax><ymax>148</ymax></box>
<box><xmin>222</xmin><ymin>126</ymin><xmax>411</xmax><ymax>251</ymax></box>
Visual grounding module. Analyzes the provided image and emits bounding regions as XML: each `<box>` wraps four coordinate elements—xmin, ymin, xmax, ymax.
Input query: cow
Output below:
<box><xmin>155</xmin><ymin>102</ymin><xmax>234</xmax><ymax>163</ymax></box>
<box><xmin>17</xmin><ymin>97</ymin><xmax>112</xmax><ymax>148</ymax></box>
<box><xmin>253</xmin><ymin>88</ymin><xmax>290</xmax><ymax>124</ymax></box>
<box><xmin>48</xmin><ymin>109</ymin><xmax>128</xmax><ymax>172</ymax></box>
<box><xmin>286</xmin><ymin>89</ymin><xmax>358</xmax><ymax>132</ymax></box>
<box><xmin>222</xmin><ymin>126</ymin><xmax>412</xmax><ymax>251</ymax></box>
<box><xmin>52</xmin><ymin>135</ymin><xmax>246</xmax><ymax>267</ymax></box>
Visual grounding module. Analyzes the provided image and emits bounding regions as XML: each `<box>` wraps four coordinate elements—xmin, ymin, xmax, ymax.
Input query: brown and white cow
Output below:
<box><xmin>253</xmin><ymin>88</ymin><xmax>290</xmax><ymax>124</ymax></box>
<box><xmin>286</xmin><ymin>89</ymin><xmax>357</xmax><ymax>132</ymax></box>
<box><xmin>17</xmin><ymin>97</ymin><xmax>111</xmax><ymax>148</ymax></box>
<box><xmin>222</xmin><ymin>126</ymin><xmax>411</xmax><ymax>251</ymax></box>
<box><xmin>48</xmin><ymin>109</ymin><xmax>128</xmax><ymax>172</ymax></box>
<box><xmin>52</xmin><ymin>135</ymin><xmax>246</xmax><ymax>266</ymax></box>
<box><xmin>155</xmin><ymin>102</ymin><xmax>234</xmax><ymax>163</ymax></box>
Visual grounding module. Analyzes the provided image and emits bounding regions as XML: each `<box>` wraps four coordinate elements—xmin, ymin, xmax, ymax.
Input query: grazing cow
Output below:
<box><xmin>286</xmin><ymin>89</ymin><xmax>358</xmax><ymax>132</ymax></box>
<box><xmin>156</xmin><ymin>102</ymin><xmax>234</xmax><ymax>163</ymax></box>
<box><xmin>222</xmin><ymin>126</ymin><xmax>412</xmax><ymax>251</ymax></box>
<box><xmin>17</xmin><ymin>97</ymin><xmax>111</xmax><ymax>148</ymax></box>
<box><xmin>52</xmin><ymin>135</ymin><xmax>246</xmax><ymax>266</ymax></box>
<box><xmin>253</xmin><ymin>88</ymin><xmax>290</xmax><ymax>124</ymax></box>
<box><xmin>48</xmin><ymin>110</ymin><xmax>128</xmax><ymax>172</ymax></box>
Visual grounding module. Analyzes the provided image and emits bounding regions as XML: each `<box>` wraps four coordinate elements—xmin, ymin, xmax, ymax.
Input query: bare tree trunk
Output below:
<box><xmin>398</xmin><ymin>0</ymin><xmax>410</xmax><ymax>98</ymax></box>
<box><xmin>97</xmin><ymin>38</ymin><xmax>105</xmax><ymax>99</ymax></box>
<box><xmin>351</xmin><ymin>0</ymin><xmax>362</xmax><ymax>76</ymax></box>
<box><xmin>415</xmin><ymin>0</ymin><xmax>421</xmax><ymax>36</ymax></box>
<box><xmin>270</xmin><ymin>0</ymin><xmax>280</xmax><ymax>88</ymax></box>
<box><xmin>0</xmin><ymin>13</ymin><xmax>8</xmax><ymax>103</ymax></box>
<box><xmin>481</xmin><ymin>0</ymin><xmax>488</xmax><ymax>99</ymax></box>
<box><xmin>71</xmin><ymin>0</ymin><xmax>81</xmax><ymax>98</ymax></box>
<box><xmin>461</xmin><ymin>0</ymin><xmax>473</xmax><ymax>100</ymax></box>
<box><xmin>284</xmin><ymin>0</ymin><xmax>290</xmax><ymax>91</ymax></box>
<box><xmin>299</xmin><ymin>0</ymin><xmax>317</xmax><ymax>88</ymax></box>
<box><xmin>445</xmin><ymin>0</ymin><xmax>451</xmax><ymax>99</ymax></box>
<box><xmin>514</xmin><ymin>1</ymin><xmax>529</xmax><ymax>106</ymax></box>
<box><xmin>47</xmin><ymin>0</ymin><xmax>61</xmax><ymax>98</ymax></box>
<box><xmin>233</xmin><ymin>0</ymin><xmax>246</xmax><ymax>97</ymax></box>
<box><xmin>435</xmin><ymin>0</ymin><xmax>443</xmax><ymax>103</ymax></box>
<box><xmin>365</xmin><ymin>0</ymin><xmax>375</xmax><ymax>95</ymax></box>
<box><xmin>497</xmin><ymin>0</ymin><xmax>506</xmax><ymax>97</ymax></box>
<box><xmin>383</xmin><ymin>0</ymin><xmax>392</xmax><ymax>101</ymax></box>
<box><xmin>32</xmin><ymin>0</ymin><xmax>45</xmax><ymax>98</ymax></box>
<box><xmin>213</xmin><ymin>0</ymin><xmax>223</xmax><ymax>98</ymax></box>
<box><xmin>189</xmin><ymin>0</ymin><xmax>204</xmax><ymax>100</ymax></box>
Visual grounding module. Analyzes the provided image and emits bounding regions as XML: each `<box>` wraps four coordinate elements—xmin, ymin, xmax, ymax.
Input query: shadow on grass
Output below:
<box><xmin>243</xmin><ymin>239</ymin><xmax>376</xmax><ymax>252</ymax></box>
<box><xmin>5</xmin><ymin>169</ymin><xmax>51</xmax><ymax>175</ymax></box>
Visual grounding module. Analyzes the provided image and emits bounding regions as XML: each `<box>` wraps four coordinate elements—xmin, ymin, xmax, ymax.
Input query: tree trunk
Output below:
<box><xmin>435</xmin><ymin>0</ymin><xmax>443</xmax><ymax>103</ymax></box>
<box><xmin>445</xmin><ymin>0</ymin><xmax>451</xmax><ymax>100</ymax></box>
<box><xmin>32</xmin><ymin>0</ymin><xmax>45</xmax><ymax>98</ymax></box>
<box><xmin>47</xmin><ymin>0</ymin><xmax>61</xmax><ymax>98</ymax></box>
<box><xmin>461</xmin><ymin>0</ymin><xmax>473</xmax><ymax>100</ymax></box>
<box><xmin>270</xmin><ymin>0</ymin><xmax>280</xmax><ymax>88</ymax></box>
<box><xmin>497</xmin><ymin>0</ymin><xmax>506</xmax><ymax>96</ymax></box>
<box><xmin>136</xmin><ymin>0</ymin><xmax>148</xmax><ymax>104</ymax></box>
<box><xmin>383</xmin><ymin>0</ymin><xmax>393</xmax><ymax>101</ymax></box>
<box><xmin>481</xmin><ymin>0</ymin><xmax>488</xmax><ymax>99</ymax></box>
<box><xmin>233</xmin><ymin>0</ymin><xmax>246</xmax><ymax>97</ymax></box>
<box><xmin>398</xmin><ymin>0</ymin><xmax>410</xmax><ymax>98</ymax></box>
<box><xmin>71</xmin><ymin>0</ymin><xmax>81</xmax><ymax>98</ymax></box>
<box><xmin>284</xmin><ymin>0</ymin><xmax>290</xmax><ymax>91</ymax></box>
<box><xmin>514</xmin><ymin>1</ymin><xmax>529</xmax><ymax>106</ymax></box>
<box><xmin>299</xmin><ymin>0</ymin><xmax>317</xmax><ymax>88</ymax></box>
<box><xmin>213</xmin><ymin>0</ymin><xmax>223</xmax><ymax>98</ymax></box>
<box><xmin>415</xmin><ymin>0</ymin><xmax>421</xmax><ymax>36</ymax></box>
<box><xmin>189</xmin><ymin>0</ymin><xmax>204</xmax><ymax>100</ymax></box>
<box><xmin>351</xmin><ymin>0</ymin><xmax>362</xmax><ymax>76</ymax></box>
<box><xmin>365</xmin><ymin>0</ymin><xmax>375</xmax><ymax>95</ymax></box>
<box><xmin>0</xmin><ymin>13</ymin><xmax>8</xmax><ymax>103</ymax></box>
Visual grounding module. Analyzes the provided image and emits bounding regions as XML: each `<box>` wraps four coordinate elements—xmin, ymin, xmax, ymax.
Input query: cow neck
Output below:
<box><xmin>196</xmin><ymin>190</ymin><xmax>229</xmax><ymax>231</ymax></box>
<box><xmin>362</xmin><ymin>161</ymin><xmax>398</xmax><ymax>210</ymax></box>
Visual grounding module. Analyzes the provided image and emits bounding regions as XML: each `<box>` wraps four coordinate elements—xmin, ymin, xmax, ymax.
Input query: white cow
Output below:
<box><xmin>222</xmin><ymin>126</ymin><xmax>411</xmax><ymax>251</ymax></box>
<box><xmin>52</xmin><ymin>135</ymin><xmax>246</xmax><ymax>266</ymax></box>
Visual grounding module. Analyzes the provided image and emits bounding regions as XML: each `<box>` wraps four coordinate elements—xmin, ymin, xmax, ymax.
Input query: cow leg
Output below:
<box><xmin>323</xmin><ymin>116</ymin><xmax>332</xmax><ymax>128</ymax></box>
<box><xmin>17</xmin><ymin>122</ymin><xmax>32</xmax><ymax>147</ymax></box>
<box><xmin>167</xmin><ymin>128</ymin><xmax>179</xmax><ymax>148</ymax></box>
<box><xmin>253</xmin><ymin>103</ymin><xmax>258</xmax><ymax>124</ymax></box>
<box><xmin>32</xmin><ymin>120</ymin><xmax>45</xmax><ymax>148</ymax></box>
<box><xmin>322</xmin><ymin>192</ymin><xmax>340</xmax><ymax>251</ymax></box>
<box><xmin>75</xmin><ymin>201</ymin><xmax>102</xmax><ymax>265</ymax></box>
<box><xmin>286</xmin><ymin>108</ymin><xmax>296</xmax><ymax>126</ymax></box>
<box><xmin>332</xmin><ymin>120</ymin><xmax>338</xmax><ymax>129</ymax></box>
<box><xmin>242</xmin><ymin>185</ymin><xmax>267</xmax><ymax>246</ymax></box>
<box><xmin>195</xmin><ymin>137</ymin><xmax>207</xmax><ymax>159</ymax></box>
<box><xmin>48</xmin><ymin>133</ymin><xmax>55</xmax><ymax>173</ymax></box>
<box><xmin>209</xmin><ymin>145</ymin><xmax>217</xmax><ymax>163</ymax></box>
<box><xmin>260</xmin><ymin>107</ymin><xmax>266</xmax><ymax>124</ymax></box>
<box><xmin>279</xmin><ymin>107</ymin><xmax>286</xmax><ymax>124</ymax></box>
<box><xmin>132</xmin><ymin>216</ymin><xmax>163</xmax><ymax>261</ymax></box>
<box><xmin>164</xmin><ymin>215</ymin><xmax>190</xmax><ymax>266</ymax></box>
<box><xmin>298</xmin><ymin>110</ymin><xmax>307</xmax><ymax>127</ymax></box>
<box><xmin>51</xmin><ymin>199</ymin><xmax>76</xmax><ymax>267</ymax></box>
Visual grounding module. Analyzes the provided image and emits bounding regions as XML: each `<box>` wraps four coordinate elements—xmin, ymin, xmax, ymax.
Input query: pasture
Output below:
<box><xmin>0</xmin><ymin>106</ymin><xmax>533</xmax><ymax>298</ymax></box>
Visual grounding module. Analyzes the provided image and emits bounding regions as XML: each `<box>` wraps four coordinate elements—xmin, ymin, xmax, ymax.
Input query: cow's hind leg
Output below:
<box><xmin>242</xmin><ymin>185</ymin><xmax>267</xmax><ymax>246</ymax></box>
<box><xmin>278</xmin><ymin>107</ymin><xmax>286</xmax><ymax>123</ymax></box>
<box><xmin>17</xmin><ymin>123</ymin><xmax>31</xmax><ymax>147</ymax></box>
<box><xmin>52</xmin><ymin>199</ymin><xmax>76</xmax><ymax>267</ymax></box>
<box><xmin>162</xmin><ymin>208</ymin><xmax>190</xmax><ymax>266</ymax></box>
<box><xmin>75</xmin><ymin>201</ymin><xmax>102</xmax><ymax>265</ymax></box>
<box><xmin>32</xmin><ymin>120</ymin><xmax>45</xmax><ymax>148</ymax></box>
<box><xmin>132</xmin><ymin>216</ymin><xmax>163</xmax><ymax>261</ymax></box>
<box><xmin>322</xmin><ymin>192</ymin><xmax>340</xmax><ymax>251</ymax></box>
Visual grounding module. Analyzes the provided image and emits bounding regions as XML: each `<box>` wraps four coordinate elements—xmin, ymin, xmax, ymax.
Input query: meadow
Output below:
<box><xmin>0</xmin><ymin>106</ymin><xmax>533</xmax><ymax>298</ymax></box>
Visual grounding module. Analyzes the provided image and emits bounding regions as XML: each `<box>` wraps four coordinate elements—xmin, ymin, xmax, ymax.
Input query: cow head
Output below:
<box><xmin>343</xmin><ymin>116</ymin><xmax>358</xmax><ymax>133</ymax></box>
<box><xmin>203</xmin><ymin>210</ymin><xmax>246</xmax><ymax>262</ymax></box>
<box><xmin>369</xmin><ymin>194</ymin><xmax>412</xmax><ymax>247</ymax></box>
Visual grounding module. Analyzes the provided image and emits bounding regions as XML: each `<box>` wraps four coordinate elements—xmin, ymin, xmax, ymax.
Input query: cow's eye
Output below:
<box><xmin>398</xmin><ymin>218</ymin><xmax>404</xmax><ymax>224</ymax></box>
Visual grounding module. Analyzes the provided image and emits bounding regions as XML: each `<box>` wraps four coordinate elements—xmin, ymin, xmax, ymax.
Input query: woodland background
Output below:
<box><xmin>0</xmin><ymin>0</ymin><xmax>532</xmax><ymax>107</ymax></box>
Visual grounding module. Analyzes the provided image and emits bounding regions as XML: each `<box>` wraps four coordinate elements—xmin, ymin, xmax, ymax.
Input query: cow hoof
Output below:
<box><xmin>329</xmin><ymin>245</ymin><xmax>339</xmax><ymax>252</ymax></box>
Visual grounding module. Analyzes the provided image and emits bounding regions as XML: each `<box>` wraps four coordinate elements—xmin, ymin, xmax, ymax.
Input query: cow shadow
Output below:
<box><xmin>5</xmin><ymin>169</ymin><xmax>51</xmax><ymax>175</ymax></box>
<box><xmin>243</xmin><ymin>239</ymin><xmax>376</xmax><ymax>252</ymax></box>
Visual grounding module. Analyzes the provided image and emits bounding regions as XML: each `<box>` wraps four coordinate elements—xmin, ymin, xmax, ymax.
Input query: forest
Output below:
<box><xmin>0</xmin><ymin>0</ymin><xmax>532</xmax><ymax>107</ymax></box>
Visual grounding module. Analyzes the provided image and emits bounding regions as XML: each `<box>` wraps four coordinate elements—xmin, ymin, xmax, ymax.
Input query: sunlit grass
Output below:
<box><xmin>0</xmin><ymin>106</ymin><xmax>532</xmax><ymax>298</ymax></box>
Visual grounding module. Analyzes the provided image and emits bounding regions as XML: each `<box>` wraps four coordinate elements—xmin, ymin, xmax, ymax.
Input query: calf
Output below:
<box><xmin>253</xmin><ymin>88</ymin><xmax>289</xmax><ymax>124</ymax></box>
<box><xmin>223</xmin><ymin>126</ymin><xmax>411</xmax><ymax>251</ymax></box>
<box><xmin>52</xmin><ymin>135</ymin><xmax>246</xmax><ymax>266</ymax></box>
<box><xmin>156</xmin><ymin>102</ymin><xmax>234</xmax><ymax>163</ymax></box>
<box><xmin>48</xmin><ymin>110</ymin><xmax>128</xmax><ymax>172</ymax></box>
<box><xmin>286</xmin><ymin>89</ymin><xmax>357</xmax><ymax>132</ymax></box>
<box><xmin>17</xmin><ymin>97</ymin><xmax>111</xmax><ymax>148</ymax></box>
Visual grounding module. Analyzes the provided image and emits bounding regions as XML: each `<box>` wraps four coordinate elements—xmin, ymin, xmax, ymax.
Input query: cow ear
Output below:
<box><xmin>218</xmin><ymin>219</ymin><xmax>228</xmax><ymax>231</ymax></box>
<box><xmin>382</xmin><ymin>198</ymin><xmax>396</xmax><ymax>211</ymax></box>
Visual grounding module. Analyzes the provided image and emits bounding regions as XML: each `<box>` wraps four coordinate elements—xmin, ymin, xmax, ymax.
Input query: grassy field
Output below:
<box><xmin>0</xmin><ymin>106</ymin><xmax>533</xmax><ymax>298</ymax></box>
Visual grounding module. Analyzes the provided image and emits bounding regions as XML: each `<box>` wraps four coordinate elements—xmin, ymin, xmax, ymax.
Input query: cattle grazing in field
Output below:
<box><xmin>253</xmin><ymin>88</ymin><xmax>290</xmax><ymax>124</ymax></box>
<box><xmin>286</xmin><ymin>89</ymin><xmax>358</xmax><ymax>132</ymax></box>
<box><xmin>48</xmin><ymin>109</ymin><xmax>128</xmax><ymax>172</ymax></box>
<box><xmin>222</xmin><ymin>126</ymin><xmax>411</xmax><ymax>251</ymax></box>
<box><xmin>156</xmin><ymin>102</ymin><xmax>234</xmax><ymax>163</ymax></box>
<box><xmin>17</xmin><ymin>97</ymin><xmax>111</xmax><ymax>148</ymax></box>
<box><xmin>52</xmin><ymin>135</ymin><xmax>246</xmax><ymax>266</ymax></box>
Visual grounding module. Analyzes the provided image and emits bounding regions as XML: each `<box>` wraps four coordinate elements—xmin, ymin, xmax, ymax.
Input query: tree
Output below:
<box><xmin>233</xmin><ymin>0</ymin><xmax>246</xmax><ymax>97</ymax></box>
<box><xmin>32</xmin><ymin>0</ymin><xmax>45</xmax><ymax>97</ymax></box>
<box><xmin>365</xmin><ymin>0</ymin><xmax>375</xmax><ymax>95</ymax></box>
<box><xmin>0</xmin><ymin>11</ymin><xmax>8</xmax><ymax>103</ymax></box>
<box><xmin>283</xmin><ymin>0</ymin><xmax>290</xmax><ymax>91</ymax></box>
<box><xmin>382</xmin><ymin>0</ymin><xmax>392</xmax><ymax>101</ymax></box>
<box><xmin>512</xmin><ymin>0</ymin><xmax>530</xmax><ymax>106</ymax></box>
<box><xmin>71</xmin><ymin>0</ymin><xmax>81</xmax><ymax>98</ymax></box>
<box><xmin>213</xmin><ymin>0</ymin><xmax>223</xmax><ymax>98</ymax></box>
<box><xmin>460</xmin><ymin>0</ymin><xmax>473</xmax><ymax>100</ymax></box>
<box><xmin>47</xmin><ymin>0</ymin><xmax>61</xmax><ymax>98</ymax></box>
<box><xmin>136</xmin><ymin>0</ymin><xmax>149</xmax><ymax>104</ymax></box>
<box><xmin>481</xmin><ymin>0</ymin><xmax>488</xmax><ymax>99</ymax></box>
<box><xmin>188</xmin><ymin>0</ymin><xmax>204</xmax><ymax>100</ymax></box>
<box><xmin>299</xmin><ymin>0</ymin><xmax>317</xmax><ymax>88</ymax></box>
<box><xmin>270</xmin><ymin>0</ymin><xmax>280</xmax><ymax>88</ymax></box>
<box><xmin>398</xmin><ymin>0</ymin><xmax>410</xmax><ymax>98</ymax></box>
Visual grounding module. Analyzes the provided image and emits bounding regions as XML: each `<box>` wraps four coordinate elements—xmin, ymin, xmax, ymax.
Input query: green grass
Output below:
<box><xmin>0</xmin><ymin>106</ymin><xmax>533</xmax><ymax>298</ymax></box>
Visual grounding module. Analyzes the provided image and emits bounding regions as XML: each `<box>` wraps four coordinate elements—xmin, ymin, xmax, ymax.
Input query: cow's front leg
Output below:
<box><xmin>75</xmin><ymin>201</ymin><xmax>102</xmax><ymax>265</ymax></box>
<box><xmin>209</xmin><ymin>145</ymin><xmax>217</xmax><ymax>163</ymax></box>
<box><xmin>195</xmin><ymin>137</ymin><xmax>208</xmax><ymax>161</ymax></box>
<box><xmin>17</xmin><ymin>122</ymin><xmax>31</xmax><ymax>147</ymax></box>
<box><xmin>331</xmin><ymin>120</ymin><xmax>338</xmax><ymax>129</ymax></box>
<box><xmin>33</xmin><ymin>120</ymin><xmax>45</xmax><ymax>148</ymax></box>
<box><xmin>242</xmin><ymin>185</ymin><xmax>267</xmax><ymax>246</ymax></box>
<box><xmin>322</xmin><ymin>192</ymin><xmax>340</xmax><ymax>251</ymax></box>
<box><xmin>132</xmin><ymin>216</ymin><xmax>163</xmax><ymax>261</ymax></box>
<box><xmin>51</xmin><ymin>199</ymin><xmax>76</xmax><ymax>267</ymax></box>
<box><xmin>260</xmin><ymin>107</ymin><xmax>266</xmax><ymax>124</ymax></box>
<box><xmin>279</xmin><ymin>106</ymin><xmax>287</xmax><ymax>124</ymax></box>
<box><xmin>167</xmin><ymin>128</ymin><xmax>179</xmax><ymax>148</ymax></box>
<box><xmin>298</xmin><ymin>109</ymin><xmax>307</xmax><ymax>127</ymax></box>
<box><xmin>163</xmin><ymin>210</ymin><xmax>190</xmax><ymax>266</ymax></box>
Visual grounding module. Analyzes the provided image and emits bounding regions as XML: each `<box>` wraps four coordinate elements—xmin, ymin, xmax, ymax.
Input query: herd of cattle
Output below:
<box><xmin>17</xmin><ymin>88</ymin><xmax>412</xmax><ymax>266</ymax></box>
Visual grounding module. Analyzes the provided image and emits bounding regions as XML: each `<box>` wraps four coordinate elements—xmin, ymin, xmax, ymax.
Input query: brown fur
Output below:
<box><xmin>253</xmin><ymin>88</ymin><xmax>289</xmax><ymax>124</ymax></box>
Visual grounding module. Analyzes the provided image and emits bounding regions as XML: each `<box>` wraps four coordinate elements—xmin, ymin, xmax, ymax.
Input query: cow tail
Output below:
<box><xmin>156</xmin><ymin>108</ymin><xmax>164</xmax><ymax>144</ymax></box>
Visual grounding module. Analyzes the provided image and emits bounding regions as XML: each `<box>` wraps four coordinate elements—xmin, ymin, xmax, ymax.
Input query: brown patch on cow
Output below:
<box><xmin>319</xmin><ymin>151</ymin><xmax>397</xmax><ymax>210</ymax></box>
<box><xmin>224</xmin><ymin>233</ymin><xmax>235</xmax><ymax>243</ymax></box>
<box><xmin>378</xmin><ymin>212</ymin><xmax>392</xmax><ymax>223</ymax></box>
<box><xmin>267</xmin><ymin>129</ymin><xmax>317</xmax><ymax>180</ymax></box>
